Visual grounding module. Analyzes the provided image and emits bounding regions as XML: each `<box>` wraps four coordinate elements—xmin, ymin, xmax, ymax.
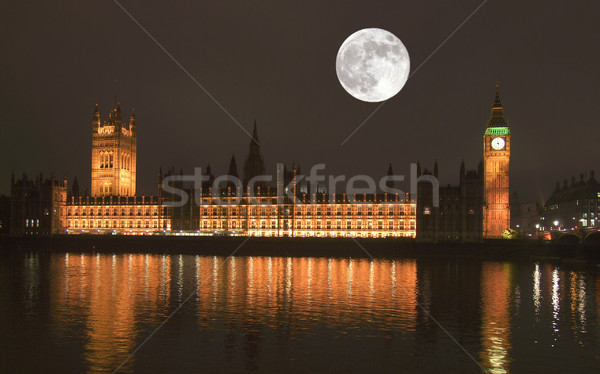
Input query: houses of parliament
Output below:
<box><xmin>9</xmin><ymin>84</ymin><xmax>512</xmax><ymax>240</ymax></box>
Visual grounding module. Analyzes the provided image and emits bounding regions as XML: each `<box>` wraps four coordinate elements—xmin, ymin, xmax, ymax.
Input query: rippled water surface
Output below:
<box><xmin>1</xmin><ymin>251</ymin><xmax>599</xmax><ymax>373</ymax></box>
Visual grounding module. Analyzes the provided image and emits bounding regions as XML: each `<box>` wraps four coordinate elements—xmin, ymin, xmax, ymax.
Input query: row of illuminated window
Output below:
<box><xmin>67</xmin><ymin>207</ymin><xmax>161</xmax><ymax>216</ymax></box>
<box><xmin>98</xmin><ymin>183</ymin><xmax>132</xmax><ymax>196</ymax></box>
<box><xmin>246</xmin><ymin>231</ymin><xmax>416</xmax><ymax>238</ymax></box>
<box><xmin>67</xmin><ymin>219</ymin><xmax>168</xmax><ymax>229</ymax></box>
<box><xmin>200</xmin><ymin>206</ymin><xmax>415</xmax><ymax>216</ymax></box>
<box><xmin>201</xmin><ymin>219</ymin><xmax>416</xmax><ymax>230</ymax></box>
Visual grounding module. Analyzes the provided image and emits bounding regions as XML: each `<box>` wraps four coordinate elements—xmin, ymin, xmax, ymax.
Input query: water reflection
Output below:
<box><xmin>5</xmin><ymin>253</ymin><xmax>598</xmax><ymax>373</ymax></box>
<box><xmin>480</xmin><ymin>263</ymin><xmax>513</xmax><ymax>374</ymax></box>
<box><xmin>50</xmin><ymin>254</ymin><xmax>172</xmax><ymax>372</ymax></box>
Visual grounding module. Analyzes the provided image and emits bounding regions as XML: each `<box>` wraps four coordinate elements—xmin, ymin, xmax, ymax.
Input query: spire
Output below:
<box><xmin>252</xmin><ymin>119</ymin><xmax>259</xmax><ymax>144</ymax></box>
<box><xmin>386</xmin><ymin>163</ymin><xmax>395</xmax><ymax>189</ymax></box>
<box><xmin>203</xmin><ymin>164</ymin><xmax>214</xmax><ymax>190</ymax></box>
<box><xmin>493</xmin><ymin>81</ymin><xmax>502</xmax><ymax>107</ymax></box>
<box><xmin>129</xmin><ymin>108</ymin><xmax>136</xmax><ymax>131</ymax></box>
<box><xmin>109</xmin><ymin>101</ymin><xmax>122</xmax><ymax>127</ymax></box>
<box><xmin>228</xmin><ymin>154</ymin><xmax>238</xmax><ymax>177</ymax></box>
<box><xmin>93</xmin><ymin>104</ymin><xmax>100</xmax><ymax>130</ymax></box>
<box><xmin>114</xmin><ymin>79</ymin><xmax>118</xmax><ymax>107</ymax></box>
<box><xmin>72</xmin><ymin>177</ymin><xmax>80</xmax><ymax>197</ymax></box>
<box><xmin>433</xmin><ymin>160</ymin><xmax>438</xmax><ymax>178</ymax></box>
<box><xmin>243</xmin><ymin>120</ymin><xmax>266</xmax><ymax>187</ymax></box>
<box><xmin>487</xmin><ymin>81</ymin><xmax>507</xmax><ymax>128</ymax></box>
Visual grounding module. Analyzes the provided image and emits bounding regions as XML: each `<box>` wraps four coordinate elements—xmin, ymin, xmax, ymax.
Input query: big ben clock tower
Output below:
<box><xmin>483</xmin><ymin>82</ymin><xmax>511</xmax><ymax>238</ymax></box>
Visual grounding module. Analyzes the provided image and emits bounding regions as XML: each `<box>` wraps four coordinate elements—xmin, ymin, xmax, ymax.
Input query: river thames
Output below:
<box><xmin>1</xmin><ymin>251</ymin><xmax>599</xmax><ymax>373</ymax></box>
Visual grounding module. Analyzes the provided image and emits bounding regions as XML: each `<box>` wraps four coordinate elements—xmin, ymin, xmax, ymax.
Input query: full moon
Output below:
<box><xmin>336</xmin><ymin>28</ymin><xmax>410</xmax><ymax>102</ymax></box>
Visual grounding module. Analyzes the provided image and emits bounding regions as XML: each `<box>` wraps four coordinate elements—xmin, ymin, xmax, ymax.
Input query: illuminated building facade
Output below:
<box><xmin>483</xmin><ymin>83</ymin><xmax>511</xmax><ymax>238</ymax></box>
<box><xmin>11</xmin><ymin>100</ymin><xmax>436</xmax><ymax>238</ymax></box>
<box><xmin>196</xmin><ymin>188</ymin><xmax>416</xmax><ymax>238</ymax></box>
<box><xmin>62</xmin><ymin>102</ymin><xmax>166</xmax><ymax>235</ymax></box>
<box><xmin>64</xmin><ymin>196</ymin><xmax>170</xmax><ymax>234</ymax></box>
<box><xmin>542</xmin><ymin>171</ymin><xmax>599</xmax><ymax>230</ymax></box>
<box><xmin>156</xmin><ymin>126</ymin><xmax>417</xmax><ymax>238</ymax></box>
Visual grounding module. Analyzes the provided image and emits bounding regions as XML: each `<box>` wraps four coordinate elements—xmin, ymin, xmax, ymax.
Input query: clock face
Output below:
<box><xmin>491</xmin><ymin>137</ymin><xmax>505</xmax><ymax>150</ymax></box>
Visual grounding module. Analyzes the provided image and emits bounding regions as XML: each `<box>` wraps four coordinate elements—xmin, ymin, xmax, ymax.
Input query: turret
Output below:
<box><xmin>130</xmin><ymin>108</ymin><xmax>136</xmax><ymax>136</ymax></box>
<box><xmin>386</xmin><ymin>163</ymin><xmax>395</xmax><ymax>189</ymax></box>
<box><xmin>228</xmin><ymin>154</ymin><xmax>238</xmax><ymax>178</ymax></box>
<box><xmin>72</xmin><ymin>177</ymin><xmax>80</xmax><ymax>197</ymax></box>
<box><xmin>109</xmin><ymin>103</ymin><xmax>122</xmax><ymax>132</ymax></box>
<box><xmin>92</xmin><ymin>104</ymin><xmax>101</xmax><ymax>132</ymax></box>
<box><xmin>433</xmin><ymin>160</ymin><xmax>439</xmax><ymax>178</ymax></box>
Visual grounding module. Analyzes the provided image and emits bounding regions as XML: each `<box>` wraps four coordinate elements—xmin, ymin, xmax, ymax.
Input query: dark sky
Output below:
<box><xmin>1</xmin><ymin>0</ymin><xmax>599</xmax><ymax>202</ymax></box>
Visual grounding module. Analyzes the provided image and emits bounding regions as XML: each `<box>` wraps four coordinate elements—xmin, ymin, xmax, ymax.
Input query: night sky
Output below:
<box><xmin>1</xmin><ymin>0</ymin><xmax>599</xmax><ymax>202</ymax></box>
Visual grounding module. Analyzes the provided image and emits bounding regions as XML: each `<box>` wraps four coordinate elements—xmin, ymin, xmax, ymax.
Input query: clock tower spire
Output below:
<box><xmin>483</xmin><ymin>82</ymin><xmax>511</xmax><ymax>238</ymax></box>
